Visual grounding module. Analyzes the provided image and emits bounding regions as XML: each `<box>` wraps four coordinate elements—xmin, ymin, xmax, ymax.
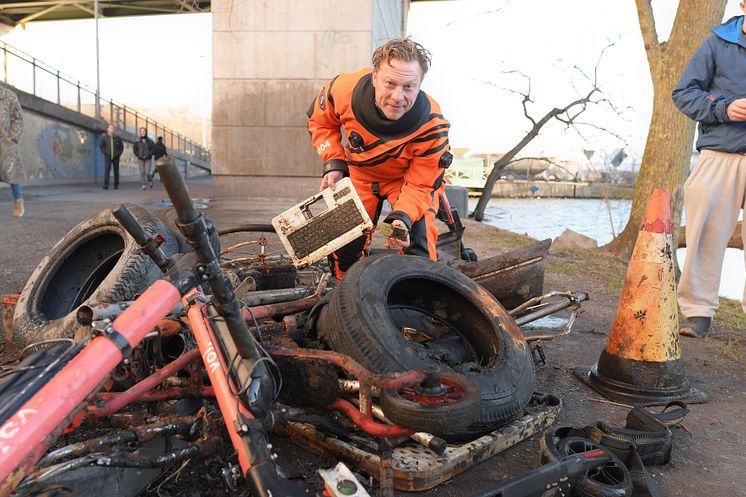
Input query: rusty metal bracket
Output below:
<box><xmin>511</xmin><ymin>291</ymin><xmax>590</xmax><ymax>342</ymax></box>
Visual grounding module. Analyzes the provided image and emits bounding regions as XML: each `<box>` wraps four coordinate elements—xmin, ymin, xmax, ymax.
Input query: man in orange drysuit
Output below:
<box><xmin>307</xmin><ymin>37</ymin><xmax>452</xmax><ymax>279</ymax></box>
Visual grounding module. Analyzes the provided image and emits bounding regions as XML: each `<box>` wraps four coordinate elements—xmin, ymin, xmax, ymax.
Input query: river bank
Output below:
<box><xmin>473</xmin><ymin>197</ymin><xmax>744</xmax><ymax>301</ymax></box>
<box><xmin>463</xmin><ymin>180</ymin><xmax>633</xmax><ymax>199</ymax></box>
<box><xmin>459</xmin><ymin>216</ymin><xmax>745</xmax><ymax>497</ymax></box>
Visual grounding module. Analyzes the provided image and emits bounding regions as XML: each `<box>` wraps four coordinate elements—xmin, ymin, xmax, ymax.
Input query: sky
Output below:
<box><xmin>408</xmin><ymin>0</ymin><xmax>744</xmax><ymax>160</ymax></box>
<box><xmin>0</xmin><ymin>12</ymin><xmax>212</xmax><ymax>118</ymax></box>
<box><xmin>0</xmin><ymin>0</ymin><xmax>743</xmax><ymax>159</ymax></box>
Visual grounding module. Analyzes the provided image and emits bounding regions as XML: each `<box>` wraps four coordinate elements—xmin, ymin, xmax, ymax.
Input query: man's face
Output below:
<box><xmin>742</xmin><ymin>2</ymin><xmax>746</xmax><ymax>16</ymax></box>
<box><xmin>107</xmin><ymin>125</ymin><xmax>114</xmax><ymax>135</ymax></box>
<box><xmin>371</xmin><ymin>59</ymin><xmax>422</xmax><ymax>120</ymax></box>
<box><xmin>139</xmin><ymin>128</ymin><xmax>147</xmax><ymax>138</ymax></box>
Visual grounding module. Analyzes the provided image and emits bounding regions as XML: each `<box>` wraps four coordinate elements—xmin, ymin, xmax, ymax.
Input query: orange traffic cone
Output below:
<box><xmin>574</xmin><ymin>188</ymin><xmax>707</xmax><ymax>405</ymax></box>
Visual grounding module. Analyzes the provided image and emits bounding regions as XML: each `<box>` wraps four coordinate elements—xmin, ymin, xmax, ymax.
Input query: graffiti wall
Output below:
<box><xmin>18</xmin><ymin>109</ymin><xmax>207</xmax><ymax>184</ymax></box>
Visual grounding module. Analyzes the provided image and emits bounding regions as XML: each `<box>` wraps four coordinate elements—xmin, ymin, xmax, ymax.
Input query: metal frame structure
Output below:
<box><xmin>0</xmin><ymin>1</ymin><xmax>210</xmax><ymax>26</ymax></box>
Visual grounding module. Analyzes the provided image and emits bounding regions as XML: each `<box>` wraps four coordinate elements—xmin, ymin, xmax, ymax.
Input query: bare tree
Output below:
<box><xmin>602</xmin><ymin>0</ymin><xmax>726</xmax><ymax>258</ymax></box>
<box><xmin>471</xmin><ymin>46</ymin><xmax>624</xmax><ymax>221</ymax></box>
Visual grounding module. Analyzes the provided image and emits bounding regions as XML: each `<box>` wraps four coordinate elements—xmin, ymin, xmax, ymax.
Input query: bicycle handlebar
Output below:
<box><xmin>155</xmin><ymin>157</ymin><xmax>275</xmax><ymax>420</ymax></box>
<box><xmin>155</xmin><ymin>157</ymin><xmax>199</xmax><ymax>224</ymax></box>
<box><xmin>113</xmin><ymin>205</ymin><xmax>173</xmax><ymax>273</ymax></box>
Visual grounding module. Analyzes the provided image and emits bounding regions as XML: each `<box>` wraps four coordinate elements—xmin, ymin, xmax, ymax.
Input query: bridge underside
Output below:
<box><xmin>0</xmin><ymin>1</ymin><xmax>210</xmax><ymax>26</ymax></box>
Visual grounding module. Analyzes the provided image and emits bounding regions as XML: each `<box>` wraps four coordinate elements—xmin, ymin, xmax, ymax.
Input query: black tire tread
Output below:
<box><xmin>12</xmin><ymin>205</ymin><xmax>179</xmax><ymax>347</ymax></box>
<box><xmin>318</xmin><ymin>255</ymin><xmax>535</xmax><ymax>440</ymax></box>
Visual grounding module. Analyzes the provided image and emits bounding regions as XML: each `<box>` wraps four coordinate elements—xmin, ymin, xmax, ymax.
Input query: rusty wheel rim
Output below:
<box><xmin>397</xmin><ymin>377</ymin><xmax>468</xmax><ymax>406</ymax></box>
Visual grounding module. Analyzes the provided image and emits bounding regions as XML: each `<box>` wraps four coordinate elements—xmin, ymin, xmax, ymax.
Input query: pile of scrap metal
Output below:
<box><xmin>1</xmin><ymin>185</ymin><xmax>592</xmax><ymax>497</ymax></box>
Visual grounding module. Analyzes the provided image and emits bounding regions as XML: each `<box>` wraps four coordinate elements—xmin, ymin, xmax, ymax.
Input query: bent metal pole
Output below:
<box><xmin>0</xmin><ymin>280</ymin><xmax>182</xmax><ymax>494</ymax></box>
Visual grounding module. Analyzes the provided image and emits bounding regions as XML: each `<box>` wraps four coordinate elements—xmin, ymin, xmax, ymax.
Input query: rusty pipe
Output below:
<box><xmin>77</xmin><ymin>302</ymin><xmax>185</xmax><ymax>326</ymax></box>
<box><xmin>349</xmin><ymin>397</ymin><xmax>447</xmax><ymax>455</ymax></box>
<box><xmin>95</xmin><ymin>386</ymin><xmax>214</xmax><ymax>403</ymax></box>
<box><xmin>240</xmin><ymin>274</ymin><xmax>330</xmax><ymax>321</ymax></box>
<box><xmin>239</xmin><ymin>286</ymin><xmax>332</xmax><ymax>307</ymax></box>
<box><xmin>269</xmin><ymin>347</ymin><xmax>425</xmax><ymax>389</ymax></box>
<box><xmin>327</xmin><ymin>399</ymin><xmax>412</xmax><ymax>438</ymax></box>
<box><xmin>89</xmin><ymin>348</ymin><xmax>202</xmax><ymax>417</ymax></box>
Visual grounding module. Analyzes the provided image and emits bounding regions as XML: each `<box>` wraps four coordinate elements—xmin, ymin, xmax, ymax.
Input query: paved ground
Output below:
<box><xmin>1</xmin><ymin>178</ymin><xmax>744</xmax><ymax>497</ymax></box>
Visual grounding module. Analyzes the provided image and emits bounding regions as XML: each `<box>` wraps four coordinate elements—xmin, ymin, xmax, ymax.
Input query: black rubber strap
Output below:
<box><xmin>322</xmin><ymin>159</ymin><xmax>348</xmax><ymax>177</ymax></box>
<box><xmin>384</xmin><ymin>211</ymin><xmax>413</xmax><ymax>231</ymax></box>
<box><xmin>105</xmin><ymin>328</ymin><xmax>132</xmax><ymax>359</ymax></box>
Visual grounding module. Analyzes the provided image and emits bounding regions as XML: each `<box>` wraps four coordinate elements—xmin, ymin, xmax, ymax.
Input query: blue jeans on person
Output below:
<box><xmin>10</xmin><ymin>183</ymin><xmax>22</xmax><ymax>200</ymax></box>
<box><xmin>103</xmin><ymin>156</ymin><xmax>120</xmax><ymax>188</ymax></box>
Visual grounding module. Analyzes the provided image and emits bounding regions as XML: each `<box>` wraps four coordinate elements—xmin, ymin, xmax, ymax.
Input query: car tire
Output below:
<box><xmin>12</xmin><ymin>205</ymin><xmax>180</xmax><ymax>347</ymax></box>
<box><xmin>316</xmin><ymin>254</ymin><xmax>535</xmax><ymax>441</ymax></box>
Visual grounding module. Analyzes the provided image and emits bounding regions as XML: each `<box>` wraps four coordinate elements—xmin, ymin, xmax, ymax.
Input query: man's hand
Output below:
<box><xmin>726</xmin><ymin>98</ymin><xmax>746</xmax><ymax>121</ymax></box>
<box><xmin>320</xmin><ymin>170</ymin><xmax>345</xmax><ymax>191</ymax></box>
<box><xmin>383</xmin><ymin>219</ymin><xmax>411</xmax><ymax>250</ymax></box>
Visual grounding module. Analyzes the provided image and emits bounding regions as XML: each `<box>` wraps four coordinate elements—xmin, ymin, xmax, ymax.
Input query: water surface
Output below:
<box><xmin>473</xmin><ymin>197</ymin><xmax>744</xmax><ymax>301</ymax></box>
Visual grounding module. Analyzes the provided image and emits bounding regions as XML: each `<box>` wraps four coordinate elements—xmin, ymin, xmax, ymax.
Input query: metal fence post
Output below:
<box><xmin>76</xmin><ymin>82</ymin><xmax>81</xmax><ymax>113</ymax></box>
<box><xmin>3</xmin><ymin>45</ymin><xmax>7</xmax><ymax>83</ymax></box>
<box><xmin>56</xmin><ymin>70</ymin><xmax>60</xmax><ymax>104</ymax></box>
<box><xmin>32</xmin><ymin>59</ymin><xmax>36</xmax><ymax>95</ymax></box>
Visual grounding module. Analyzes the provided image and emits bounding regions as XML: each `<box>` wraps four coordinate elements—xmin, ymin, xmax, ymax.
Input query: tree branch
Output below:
<box><xmin>472</xmin><ymin>43</ymin><xmax>626</xmax><ymax>221</ymax></box>
<box><xmin>635</xmin><ymin>0</ymin><xmax>661</xmax><ymax>77</ymax></box>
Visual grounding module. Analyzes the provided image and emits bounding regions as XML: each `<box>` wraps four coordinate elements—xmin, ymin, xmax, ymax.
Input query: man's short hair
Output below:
<box><xmin>372</xmin><ymin>37</ymin><xmax>431</xmax><ymax>76</ymax></box>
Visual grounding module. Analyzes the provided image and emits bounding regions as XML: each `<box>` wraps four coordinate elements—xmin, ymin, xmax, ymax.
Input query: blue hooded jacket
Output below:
<box><xmin>672</xmin><ymin>15</ymin><xmax>746</xmax><ymax>153</ymax></box>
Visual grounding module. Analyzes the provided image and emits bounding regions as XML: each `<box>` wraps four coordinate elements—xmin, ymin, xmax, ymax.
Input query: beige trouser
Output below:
<box><xmin>678</xmin><ymin>149</ymin><xmax>746</xmax><ymax>318</ymax></box>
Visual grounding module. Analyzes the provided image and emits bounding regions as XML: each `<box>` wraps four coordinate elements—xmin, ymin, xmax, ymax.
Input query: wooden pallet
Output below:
<box><xmin>276</xmin><ymin>393</ymin><xmax>561</xmax><ymax>492</ymax></box>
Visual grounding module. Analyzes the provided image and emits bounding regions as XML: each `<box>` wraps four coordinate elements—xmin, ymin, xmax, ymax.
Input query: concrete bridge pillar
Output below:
<box><xmin>211</xmin><ymin>0</ymin><xmax>408</xmax><ymax>198</ymax></box>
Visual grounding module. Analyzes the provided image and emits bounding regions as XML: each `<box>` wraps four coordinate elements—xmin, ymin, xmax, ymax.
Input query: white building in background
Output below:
<box><xmin>447</xmin><ymin>148</ymin><xmax>642</xmax><ymax>188</ymax></box>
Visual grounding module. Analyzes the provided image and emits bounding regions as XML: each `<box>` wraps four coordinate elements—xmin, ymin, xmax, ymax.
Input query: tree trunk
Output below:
<box><xmin>602</xmin><ymin>0</ymin><xmax>727</xmax><ymax>259</ymax></box>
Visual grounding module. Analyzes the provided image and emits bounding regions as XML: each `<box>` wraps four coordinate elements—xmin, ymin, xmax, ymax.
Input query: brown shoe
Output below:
<box><xmin>12</xmin><ymin>198</ymin><xmax>24</xmax><ymax>217</ymax></box>
<box><xmin>680</xmin><ymin>316</ymin><xmax>711</xmax><ymax>338</ymax></box>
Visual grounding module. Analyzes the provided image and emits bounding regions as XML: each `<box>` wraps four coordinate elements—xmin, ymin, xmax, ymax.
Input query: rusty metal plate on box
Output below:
<box><xmin>272</xmin><ymin>178</ymin><xmax>373</xmax><ymax>267</ymax></box>
<box><xmin>450</xmin><ymin>239</ymin><xmax>552</xmax><ymax>310</ymax></box>
<box><xmin>276</xmin><ymin>394</ymin><xmax>561</xmax><ymax>492</ymax></box>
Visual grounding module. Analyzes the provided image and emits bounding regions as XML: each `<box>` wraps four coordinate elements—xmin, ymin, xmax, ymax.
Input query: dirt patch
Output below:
<box><xmin>462</xmin><ymin>222</ymin><xmax>745</xmax><ymax>497</ymax></box>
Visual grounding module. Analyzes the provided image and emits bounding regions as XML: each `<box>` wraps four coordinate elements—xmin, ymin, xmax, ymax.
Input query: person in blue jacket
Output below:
<box><xmin>672</xmin><ymin>6</ymin><xmax>746</xmax><ymax>338</ymax></box>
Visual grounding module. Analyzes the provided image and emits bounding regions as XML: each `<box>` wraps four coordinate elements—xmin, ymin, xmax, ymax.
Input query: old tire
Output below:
<box><xmin>153</xmin><ymin>207</ymin><xmax>221</xmax><ymax>256</ymax></box>
<box><xmin>556</xmin><ymin>437</ymin><xmax>633</xmax><ymax>497</ymax></box>
<box><xmin>12</xmin><ymin>205</ymin><xmax>180</xmax><ymax>347</ymax></box>
<box><xmin>379</xmin><ymin>372</ymin><xmax>480</xmax><ymax>434</ymax></box>
<box><xmin>317</xmin><ymin>254</ymin><xmax>534</xmax><ymax>441</ymax></box>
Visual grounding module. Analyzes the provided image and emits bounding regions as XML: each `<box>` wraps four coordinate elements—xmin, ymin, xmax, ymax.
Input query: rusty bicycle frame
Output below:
<box><xmin>0</xmin><ymin>158</ymin><xmax>449</xmax><ymax>497</ymax></box>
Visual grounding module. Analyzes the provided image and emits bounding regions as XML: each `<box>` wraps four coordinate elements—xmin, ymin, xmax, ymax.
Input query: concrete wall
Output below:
<box><xmin>211</xmin><ymin>0</ymin><xmax>407</xmax><ymax>199</ymax></box>
<box><xmin>0</xmin><ymin>83</ymin><xmax>207</xmax><ymax>185</ymax></box>
<box><xmin>475</xmin><ymin>181</ymin><xmax>632</xmax><ymax>199</ymax></box>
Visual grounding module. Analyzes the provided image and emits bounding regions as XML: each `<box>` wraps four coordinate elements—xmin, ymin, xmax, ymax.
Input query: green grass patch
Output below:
<box><xmin>719</xmin><ymin>334</ymin><xmax>742</xmax><ymax>361</ymax></box>
<box><xmin>548</xmin><ymin>248</ymin><xmax>627</xmax><ymax>295</ymax></box>
<box><xmin>715</xmin><ymin>298</ymin><xmax>746</xmax><ymax>331</ymax></box>
<box><xmin>462</xmin><ymin>221</ymin><xmax>537</xmax><ymax>252</ymax></box>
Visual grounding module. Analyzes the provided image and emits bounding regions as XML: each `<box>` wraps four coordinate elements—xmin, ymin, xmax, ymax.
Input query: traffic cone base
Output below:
<box><xmin>574</xmin><ymin>188</ymin><xmax>707</xmax><ymax>406</ymax></box>
<box><xmin>573</xmin><ymin>354</ymin><xmax>707</xmax><ymax>406</ymax></box>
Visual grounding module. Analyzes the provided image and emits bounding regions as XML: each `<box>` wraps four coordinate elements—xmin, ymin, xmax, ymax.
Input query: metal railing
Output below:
<box><xmin>0</xmin><ymin>40</ymin><xmax>210</xmax><ymax>165</ymax></box>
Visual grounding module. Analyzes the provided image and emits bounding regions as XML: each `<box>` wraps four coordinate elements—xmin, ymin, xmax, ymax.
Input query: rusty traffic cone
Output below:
<box><xmin>574</xmin><ymin>188</ymin><xmax>707</xmax><ymax>405</ymax></box>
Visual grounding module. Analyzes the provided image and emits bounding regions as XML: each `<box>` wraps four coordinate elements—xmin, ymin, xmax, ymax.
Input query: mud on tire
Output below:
<box><xmin>316</xmin><ymin>254</ymin><xmax>535</xmax><ymax>441</ymax></box>
<box><xmin>153</xmin><ymin>207</ymin><xmax>221</xmax><ymax>256</ymax></box>
<box><xmin>12</xmin><ymin>204</ymin><xmax>180</xmax><ymax>347</ymax></box>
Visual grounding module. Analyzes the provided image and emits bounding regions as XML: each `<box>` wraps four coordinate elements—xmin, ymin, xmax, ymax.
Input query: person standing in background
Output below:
<box><xmin>133</xmin><ymin>127</ymin><xmax>154</xmax><ymax>189</ymax></box>
<box><xmin>100</xmin><ymin>124</ymin><xmax>124</xmax><ymax>190</ymax></box>
<box><xmin>0</xmin><ymin>85</ymin><xmax>26</xmax><ymax>218</ymax></box>
<box><xmin>153</xmin><ymin>136</ymin><xmax>167</xmax><ymax>160</ymax></box>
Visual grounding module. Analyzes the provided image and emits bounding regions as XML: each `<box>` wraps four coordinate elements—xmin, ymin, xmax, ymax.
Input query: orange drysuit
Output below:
<box><xmin>307</xmin><ymin>68</ymin><xmax>452</xmax><ymax>278</ymax></box>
